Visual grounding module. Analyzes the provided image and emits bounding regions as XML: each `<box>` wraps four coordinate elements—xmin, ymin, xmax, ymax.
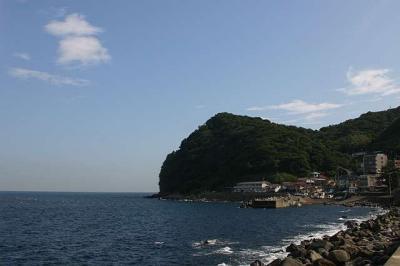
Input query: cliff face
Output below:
<box><xmin>159</xmin><ymin>107</ymin><xmax>400</xmax><ymax>195</ymax></box>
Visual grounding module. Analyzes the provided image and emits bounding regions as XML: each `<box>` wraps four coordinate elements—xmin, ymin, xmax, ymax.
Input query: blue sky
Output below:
<box><xmin>1</xmin><ymin>0</ymin><xmax>400</xmax><ymax>192</ymax></box>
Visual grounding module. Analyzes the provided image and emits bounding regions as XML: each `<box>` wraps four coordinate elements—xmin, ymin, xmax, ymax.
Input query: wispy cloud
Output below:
<box><xmin>45</xmin><ymin>13</ymin><xmax>110</xmax><ymax>66</ymax></box>
<box><xmin>280</xmin><ymin>112</ymin><xmax>327</xmax><ymax>127</ymax></box>
<box><xmin>246</xmin><ymin>106</ymin><xmax>268</xmax><ymax>111</ymax></box>
<box><xmin>13</xmin><ymin>52</ymin><xmax>31</xmax><ymax>61</ymax></box>
<box><xmin>8</xmin><ymin>67</ymin><xmax>90</xmax><ymax>86</ymax></box>
<box><xmin>195</xmin><ymin>104</ymin><xmax>205</xmax><ymax>109</ymax></box>
<box><xmin>53</xmin><ymin>7</ymin><xmax>68</xmax><ymax>18</ymax></box>
<box><xmin>37</xmin><ymin>6</ymin><xmax>68</xmax><ymax>19</ymax></box>
<box><xmin>247</xmin><ymin>100</ymin><xmax>341</xmax><ymax>114</ymax></box>
<box><xmin>304</xmin><ymin>112</ymin><xmax>327</xmax><ymax>121</ymax></box>
<box><xmin>338</xmin><ymin>68</ymin><xmax>400</xmax><ymax>96</ymax></box>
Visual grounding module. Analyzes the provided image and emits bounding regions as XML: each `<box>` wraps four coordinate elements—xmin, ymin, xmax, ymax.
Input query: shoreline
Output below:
<box><xmin>250</xmin><ymin>208</ymin><xmax>400</xmax><ymax>266</ymax></box>
<box><xmin>150</xmin><ymin>192</ymin><xmax>399</xmax><ymax>265</ymax></box>
<box><xmin>244</xmin><ymin>206</ymin><xmax>387</xmax><ymax>265</ymax></box>
<box><xmin>149</xmin><ymin>192</ymin><xmax>394</xmax><ymax>209</ymax></box>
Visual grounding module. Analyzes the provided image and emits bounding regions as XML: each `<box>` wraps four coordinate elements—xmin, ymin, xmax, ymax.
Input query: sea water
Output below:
<box><xmin>0</xmin><ymin>192</ymin><xmax>384</xmax><ymax>265</ymax></box>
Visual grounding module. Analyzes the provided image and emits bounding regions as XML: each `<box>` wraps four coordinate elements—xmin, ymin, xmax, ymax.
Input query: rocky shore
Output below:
<box><xmin>251</xmin><ymin>208</ymin><xmax>400</xmax><ymax>266</ymax></box>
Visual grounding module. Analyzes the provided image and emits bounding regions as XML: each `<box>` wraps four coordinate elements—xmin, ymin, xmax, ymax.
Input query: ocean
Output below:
<box><xmin>0</xmin><ymin>192</ymin><xmax>384</xmax><ymax>265</ymax></box>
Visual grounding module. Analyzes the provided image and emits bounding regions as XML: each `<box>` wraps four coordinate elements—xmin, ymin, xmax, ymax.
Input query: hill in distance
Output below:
<box><xmin>159</xmin><ymin>106</ymin><xmax>400</xmax><ymax>195</ymax></box>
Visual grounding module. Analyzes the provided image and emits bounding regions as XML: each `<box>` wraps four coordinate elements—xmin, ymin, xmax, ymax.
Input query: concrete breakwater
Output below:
<box><xmin>251</xmin><ymin>208</ymin><xmax>400</xmax><ymax>266</ymax></box>
<box><xmin>242</xmin><ymin>197</ymin><xmax>302</xmax><ymax>208</ymax></box>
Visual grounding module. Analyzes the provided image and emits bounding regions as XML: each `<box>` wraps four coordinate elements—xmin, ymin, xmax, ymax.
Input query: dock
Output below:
<box><xmin>243</xmin><ymin>197</ymin><xmax>302</xmax><ymax>208</ymax></box>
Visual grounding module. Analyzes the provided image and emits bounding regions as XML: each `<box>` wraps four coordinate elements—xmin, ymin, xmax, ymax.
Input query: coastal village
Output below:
<box><xmin>232</xmin><ymin>152</ymin><xmax>399</xmax><ymax>208</ymax></box>
<box><xmin>234</xmin><ymin>152</ymin><xmax>400</xmax><ymax>266</ymax></box>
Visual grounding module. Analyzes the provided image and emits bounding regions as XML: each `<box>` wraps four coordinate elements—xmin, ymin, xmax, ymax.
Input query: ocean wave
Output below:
<box><xmin>214</xmin><ymin>247</ymin><xmax>234</xmax><ymax>255</ymax></box>
<box><xmin>192</xmin><ymin>239</ymin><xmax>239</xmax><ymax>248</ymax></box>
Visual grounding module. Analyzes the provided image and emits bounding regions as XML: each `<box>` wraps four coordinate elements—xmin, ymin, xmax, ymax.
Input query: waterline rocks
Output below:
<box><xmin>328</xmin><ymin>250</ymin><xmax>350</xmax><ymax>263</ymax></box>
<box><xmin>250</xmin><ymin>260</ymin><xmax>265</xmax><ymax>266</ymax></box>
<box><xmin>281</xmin><ymin>257</ymin><xmax>303</xmax><ymax>266</ymax></box>
<box><xmin>263</xmin><ymin>208</ymin><xmax>400</xmax><ymax>266</ymax></box>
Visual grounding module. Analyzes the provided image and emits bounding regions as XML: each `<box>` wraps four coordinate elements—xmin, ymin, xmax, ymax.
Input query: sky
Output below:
<box><xmin>1</xmin><ymin>0</ymin><xmax>400</xmax><ymax>192</ymax></box>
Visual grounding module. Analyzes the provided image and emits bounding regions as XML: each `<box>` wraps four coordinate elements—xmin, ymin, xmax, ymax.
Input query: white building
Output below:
<box><xmin>311</xmin><ymin>171</ymin><xmax>320</xmax><ymax>178</ymax></box>
<box><xmin>358</xmin><ymin>174</ymin><xmax>378</xmax><ymax>188</ymax></box>
<box><xmin>233</xmin><ymin>181</ymin><xmax>271</xmax><ymax>193</ymax></box>
<box><xmin>363</xmin><ymin>153</ymin><xmax>388</xmax><ymax>174</ymax></box>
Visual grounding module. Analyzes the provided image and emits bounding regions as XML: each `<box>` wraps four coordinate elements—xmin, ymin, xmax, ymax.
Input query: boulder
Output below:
<box><xmin>300</xmin><ymin>240</ymin><xmax>311</xmax><ymax>248</ymax></box>
<box><xmin>338</xmin><ymin>244</ymin><xmax>359</xmax><ymax>257</ymax></box>
<box><xmin>267</xmin><ymin>258</ymin><xmax>281</xmax><ymax>266</ymax></box>
<box><xmin>286</xmin><ymin>244</ymin><xmax>307</xmax><ymax>258</ymax></box>
<box><xmin>358</xmin><ymin>230</ymin><xmax>371</xmax><ymax>237</ymax></box>
<box><xmin>358</xmin><ymin>248</ymin><xmax>374</xmax><ymax>258</ymax></box>
<box><xmin>307</xmin><ymin>250</ymin><xmax>322</xmax><ymax>262</ymax></box>
<box><xmin>250</xmin><ymin>260</ymin><xmax>264</xmax><ymax>266</ymax></box>
<box><xmin>312</xmin><ymin>258</ymin><xmax>336</xmax><ymax>266</ymax></box>
<box><xmin>329</xmin><ymin>249</ymin><xmax>350</xmax><ymax>263</ymax></box>
<box><xmin>342</xmin><ymin>238</ymin><xmax>355</xmax><ymax>246</ymax></box>
<box><xmin>280</xmin><ymin>257</ymin><xmax>304</xmax><ymax>266</ymax></box>
<box><xmin>286</xmin><ymin>244</ymin><xmax>298</xmax><ymax>253</ymax></box>
<box><xmin>373</xmin><ymin>242</ymin><xmax>388</xmax><ymax>251</ymax></box>
<box><xmin>329</xmin><ymin>232</ymin><xmax>345</xmax><ymax>244</ymax></box>
<box><xmin>360</xmin><ymin>220</ymin><xmax>375</xmax><ymax>230</ymax></box>
<box><xmin>350</xmin><ymin>257</ymin><xmax>372</xmax><ymax>266</ymax></box>
<box><xmin>344</xmin><ymin>220</ymin><xmax>358</xmax><ymax>229</ymax></box>
<box><xmin>317</xmin><ymin>248</ymin><xmax>329</xmax><ymax>258</ymax></box>
<box><xmin>310</xmin><ymin>240</ymin><xmax>334</xmax><ymax>252</ymax></box>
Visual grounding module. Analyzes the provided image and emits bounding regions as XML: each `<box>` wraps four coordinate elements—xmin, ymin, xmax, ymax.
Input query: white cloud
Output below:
<box><xmin>57</xmin><ymin>36</ymin><xmax>110</xmax><ymax>65</ymax></box>
<box><xmin>45</xmin><ymin>13</ymin><xmax>110</xmax><ymax>66</ymax></box>
<box><xmin>338</xmin><ymin>68</ymin><xmax>400</xmax><ymax>96</ymax></box>
<box><xmin>247</xmin><ymin>100</ymin><xmax>341</xmax><ymax>114</ymax></box>
<box><xmin>279</xmin><ymin>112</ymin><xmax>327</xmax><ymax>127</ymax></box>
<box><xmin>304</xmin><ymin>112</ymin><xmax>327</xmax><ymax>121</ymax></box>
<box><xmin>246</xmin><ymin>106</ymin><xmax>268</xmax><ymax>111</ymax></box>
<box><xmin>13</xmin><ymin>52</ymin><xmax>31</xmax><ymax>60</ymax></box>
<box><xmin>9</xmin><ymin>67</ymin><xmax>89</xmax><ymax>86</ymax></box>
<box><xmin>45</xmin><ymin>13</ymin><xmax>102</xmax><ymax>36</ymax></box>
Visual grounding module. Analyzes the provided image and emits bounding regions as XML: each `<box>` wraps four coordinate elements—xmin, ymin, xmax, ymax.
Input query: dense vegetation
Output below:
<box><xmin>371</xmin><ymin>117</ymin><xmax>400</xmax><ymax>154</ymax></box>
<box><xmin>159</xmin><ymin>107</ymin><xmax>400</xmax><ymax>195</ymax></box>
<box><xmin>319</xmin><ymin>107</ymin><xmax>400</xmax><ymax>153</ymax></box>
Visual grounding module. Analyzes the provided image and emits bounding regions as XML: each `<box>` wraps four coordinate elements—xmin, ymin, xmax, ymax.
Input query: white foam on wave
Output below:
<box><xmin>214</xmin><ymin>247</ymin><xmax>233</xmax><ymax>255</ymax></box>
<box><xmin>192</xmin><ymin>239</ymin><xmax>238</xmax><ymax>249</ymax></box>
<box><xmin>236</xmin><ymin>246</ymin><xmax>288</xmax><ymax>266</ymax></box>
<box><xmin>349</xmin><ymin>207</ymin><xmax>388</xmax><ymax>223</ymax></box>
<box><xmin>192</xmin><ymin>238</ymin><xmax>239</xmax><ymax>259</ymax></box>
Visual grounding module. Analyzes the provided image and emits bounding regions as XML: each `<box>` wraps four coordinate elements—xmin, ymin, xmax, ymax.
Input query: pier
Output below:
<box><xmin>243</xmin><ymin>197</ymin><xmax>302</xmax><ymax>208</ymax></box>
